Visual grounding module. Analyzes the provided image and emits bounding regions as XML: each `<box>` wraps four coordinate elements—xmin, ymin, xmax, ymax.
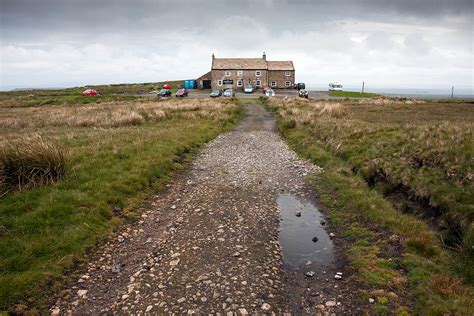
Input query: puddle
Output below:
<box><xmin>277</xmin><ymin>194</ymin><xmax>334</xmax><ymax>268</ymax></box>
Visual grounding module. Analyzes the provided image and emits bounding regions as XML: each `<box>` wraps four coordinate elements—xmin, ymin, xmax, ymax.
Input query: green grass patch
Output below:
<box><xmin>329</xmin><ymin>91</ymin><xmax>380</xmax><ymax>98</ymax></box>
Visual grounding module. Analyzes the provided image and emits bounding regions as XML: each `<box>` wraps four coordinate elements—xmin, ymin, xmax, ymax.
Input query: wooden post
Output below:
<box><xmin>451</xmin><ymin>86</ymin><xmax>454</xmax><ymax>98</ymax></box>
<box><xmin>361</xmin><ymin>81</ymin><xmax>365</xmax><ymax>94</ymax></box>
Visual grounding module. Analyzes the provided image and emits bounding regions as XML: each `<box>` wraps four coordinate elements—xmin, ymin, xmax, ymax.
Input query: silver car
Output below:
<box><xmin>244</xmin><ymin>85</ymin><xmax>254</xmax><ymax>93</ymax></box>
<box><xmin>223</xmin><ymin>88</ymin><xmax>235</xmax><ymax>97</ymax></box>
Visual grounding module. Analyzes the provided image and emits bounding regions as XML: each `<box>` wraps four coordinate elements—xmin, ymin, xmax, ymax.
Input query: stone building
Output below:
<box><xmin>198</xmin><ymin>52</ymin><xmax>295</xmax><ymax>90</ymax></box>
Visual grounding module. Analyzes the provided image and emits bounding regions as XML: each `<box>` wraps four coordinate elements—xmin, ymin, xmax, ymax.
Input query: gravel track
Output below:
<box><xmin>53</xmin><ymin>102</ymin><xmax>347</xmax><ymax>315</ymax></box>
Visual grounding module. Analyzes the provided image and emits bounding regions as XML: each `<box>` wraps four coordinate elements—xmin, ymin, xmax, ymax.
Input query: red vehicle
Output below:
<box><xmin>82</xmin><ymin>89</ymin><xmax>97</xmax><ymax>96</ymax></box>
<box><xmin>175</xmin><ymin>88</ymin><xmax>188</xmax><ymax>97</ymax></box>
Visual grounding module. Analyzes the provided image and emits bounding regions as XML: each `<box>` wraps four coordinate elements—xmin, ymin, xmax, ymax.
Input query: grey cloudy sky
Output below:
<box><xmin>1</xmin><ymin>0</ymin><xmax>473</xmax><ymax>91</ymax></box>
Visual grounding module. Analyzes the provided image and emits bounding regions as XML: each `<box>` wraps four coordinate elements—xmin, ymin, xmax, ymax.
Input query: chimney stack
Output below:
<box><xmin>212</xmin><ymin>53</ymin><xmax>215</xmax><ymax>60</ymax></box>
<box><xmin>262</xmin><ymin>51</ymin><xmax>266</xmax><ymax>60</ymax></box>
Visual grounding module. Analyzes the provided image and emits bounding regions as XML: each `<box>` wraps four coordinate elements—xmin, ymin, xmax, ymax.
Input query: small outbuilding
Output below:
<box><xmin>196</xmin><ymin>71</ymin><xmax>212</xmax><ymax>89</ymax></box>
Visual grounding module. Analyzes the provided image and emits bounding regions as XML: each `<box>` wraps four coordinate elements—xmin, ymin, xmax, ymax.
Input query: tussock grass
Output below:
<box><xmin>358</xmin><ymin>97</ymin><xmax>426</xmax><ymax>105</ymax></box>
<box><xmin>0</xmin><ymin>99</ymin><xmax>236</xmax><ymax>132</ymax></box>
<box><xmin>271</xmin><ymin>98</ymin><xmax>347</xmax><ymax>121</ymax></box>
<box><xmin>262</xmin><ymin>97</ymin><xmax>474</xmax><ymax>314</ymax></box>
<box><xmin>0</xmin><ymin>136</ymin><xmax>68</xmax><ymax>194</ymax></box>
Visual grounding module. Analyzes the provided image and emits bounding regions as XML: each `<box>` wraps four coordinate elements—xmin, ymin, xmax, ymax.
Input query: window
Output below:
<box><xmin>256</xmin><ymin>80</ymin><xmax>261</xmax><ymax>87</ymax></box>
<box><xmin>285</xmin><ymin>81</ymin><xmax>291</xmax><ymax>87</ymax></box>
<box><xmin>237</xmin><ymin>79</ymin><xmax>243</xmax><ymax>87</ymax></box>
<box><xmin>285</xmin><ymin>71</ymin><xmax>291</xmax><ymax>76</ymax></box>
<box><xmin>237</xmin><ymin>70</ymin><xmax>243</xmax><ymax>76</ymax></box>
<box><xmin>271</xmin><ymin>81</ymin><xmax>277</xmax><ymax>87</ymax></box>
<box><xmin>225</xmin><ymin>71</ymin><xmax>231</xmax><ymax>77</ymax></box>
<box><xmin>255</xmin><ymin>71</ymin><xmax>261</xmax><ymax>77</ymax></box>
<box><xmin>218</xmin><ymin>80</ymin><xmax>223</xmax><ymax>86</ymax></box>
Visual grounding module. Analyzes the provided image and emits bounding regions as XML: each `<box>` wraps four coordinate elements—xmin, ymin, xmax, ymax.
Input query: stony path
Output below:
<box><xmin>53</xmin><ymin>103</ymin><xmax>347</xmax><ymax>314</ymax></box>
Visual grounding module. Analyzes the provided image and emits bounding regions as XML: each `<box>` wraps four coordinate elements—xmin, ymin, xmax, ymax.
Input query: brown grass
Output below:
<box><xmin>0</xmin><ymin>99</ymin><xmax>237</xmax><ymax>144</ymax></box>
<box><xmin>429</xmin><ymin>274</ymin><xmax>470</xmax><ymax>297</ymax></box>
<box><xmin>358</xmin><ymin>97</ymin><xmax>426</xmax><ymax>106</ymax></box>
<box><xmin>268</xmin><ymin>98</ymin><xmax>347</xmax><ymax>124</ymax></box>
<box><xmin>0</xmin><ymin>136</ymin><xmax>68</xmax><ymax>194</ymax></box>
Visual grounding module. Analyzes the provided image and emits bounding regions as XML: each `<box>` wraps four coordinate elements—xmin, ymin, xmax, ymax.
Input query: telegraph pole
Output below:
<box><xmin>361</xmin><ymin>81</ymin><xmax>365</xmax><ymax>94</ymax></box>
<box><xmin>451</xmin><ymin>86</ymin><xmax>454</xmax><ymax>98</ymax></box>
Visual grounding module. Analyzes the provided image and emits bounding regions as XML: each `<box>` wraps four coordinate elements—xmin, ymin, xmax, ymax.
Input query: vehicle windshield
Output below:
<box><xmin>212</xmin><ymin>90</ymin><xmax>219</xmax><ymax>94</ymax></box>
<box><xmin>245</xmin><ymin>85</ymin><xmax>252</xmax><ymax>88</ymax></box>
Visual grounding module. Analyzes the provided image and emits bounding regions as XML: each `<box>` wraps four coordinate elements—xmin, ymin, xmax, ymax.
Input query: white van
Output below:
<box><xmin>329</xmin><ymin>82</ymin><xmax>343</xmax><ymax>91</ymax></box>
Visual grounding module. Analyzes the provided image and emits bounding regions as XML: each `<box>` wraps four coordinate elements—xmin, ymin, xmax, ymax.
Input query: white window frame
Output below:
<box><xmin>285</xmin><ymin>71</ymin><xmax>291</xmax><ymax>76</ymax></box>
<box><xmin>237</xmin><ymin>79</ymin><xmax>243</xmax><ymax>87</ymax></box>
<box><xmin>225</xmin><ymin>71</ymin><xmax>231</xmax><ymax>77</ymax></box>
<box><xmin>285</xmin><ymin>81</ymin><xmax>291</xmax><ymax>87</ymax></box>
<box><xmin>255</xmin><ymin>70</ymin><xmax>261</xmax><ymax>77</ymax></box>
<box><xmin>271</xmin><ymin>81</ymin><xmax>277</xmax><ymax>87</ymax></box>
<box><xmin>237</xmin><ymin>70</ymin><xmax>243</xmax><ymax>76</ymax></box>
<box><xmin>218</xmin><ymin>80</ymin><xmax>223</xmax><ymax>86</ymax></box>
<box><xmin>256</xmin><ymin>80</ymin><xmax>261</xmax><ymax>87</ymax></box>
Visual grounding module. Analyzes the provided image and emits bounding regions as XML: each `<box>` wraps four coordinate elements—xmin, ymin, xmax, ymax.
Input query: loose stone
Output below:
<box><xmin>325</xmin><ymin>301</ymin><xmax>336</xmax><ymax>307</ymax></box>
<box><xmin>261</xmin><ymin>303</ymin><xmax>271</xmax><ymax>311</ymax></box>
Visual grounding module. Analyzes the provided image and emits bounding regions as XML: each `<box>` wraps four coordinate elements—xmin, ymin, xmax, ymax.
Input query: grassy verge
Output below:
<box><xmin>261</xmin><ymin>97</ymin><xmax>473</xmax><ymax>314</ymax></box>
<box><xmin>0</xmin><ymin>97</ymin><xmax>243</xmax><ymax>311</ymax></box>
<box><xmin>329</xmin><ymin>91</ymin><xmax>380</xmax><ymax>98</ymax></box>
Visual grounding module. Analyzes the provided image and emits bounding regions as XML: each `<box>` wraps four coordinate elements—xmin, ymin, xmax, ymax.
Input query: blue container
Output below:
<box><xmin>184</xmin><ymin>80</ymin><xmax>196</xmax><ymax>90</ymax></box>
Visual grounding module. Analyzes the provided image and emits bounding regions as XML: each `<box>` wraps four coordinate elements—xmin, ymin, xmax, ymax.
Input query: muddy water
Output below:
<box><xmin>277</xmin><ymin>194</ymin><xmax>334</xmax><ymax>268</ymax></box>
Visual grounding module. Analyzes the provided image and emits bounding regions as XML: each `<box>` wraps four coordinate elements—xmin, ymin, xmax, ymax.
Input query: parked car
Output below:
<box><xmin>223</xmin><ymin>88</ymin><xmax>235</xmax><ymax>97</ymax></box>
<box><xmin>175</xmin><ymin>88</ymin><xmax>188</xmax><ymax>97</ymax></box>
<box><xmin>210</xmin><ymin>89</ymin><xmax>222</xmax><ymax>98</ymax></box>
<box><xmin>157</xmin><ymin>89</ymin><xmax>171</xmax><ymax>97</ymax></box>
<box><xmin>82</xmin><ymin>89</ymin><xmax>97</xmax><ymax>96</ymax></box>
<box><xmin>329</xmin><ymin>82</ymin><xmax>343</xmax><ymax>91</ymax></box>
<box><xmin>298</xmin><ymin>89</ymin><xmax>309</xmax><ymax>98</ymax></box>
<box><xmin>295</xmin><ymin>82</ymin><xmax>305</xmax><ymax>90</ymax></box>
<box><xmin>244</xmin><ymin>85</ymin><xmax>254</xmax><ymax>93</ymax></box>
<box><xmin>265</xmin><ymin>88</ymin><xmax>275</xmax><ymax>97</ymax></box>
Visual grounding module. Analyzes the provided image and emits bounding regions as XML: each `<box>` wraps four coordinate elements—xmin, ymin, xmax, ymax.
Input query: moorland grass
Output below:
<box><xmin>0</xmin><ymin>137</ymin><xmax>68</xmax><ymax>194</ymax></box>
<box><xmin>262</xmin><ymin>96</ymin><xmax>473</xmax><ymax>314</ymax></box>
<box><xmin>0</xmin><ymin>97</ymin><xmax>243</xmax><ymax>311</ymax></box>
<box><xmin>329</xmin><ymin>90</ymin><xmax>380</xmax><ymax>98</ymax></box>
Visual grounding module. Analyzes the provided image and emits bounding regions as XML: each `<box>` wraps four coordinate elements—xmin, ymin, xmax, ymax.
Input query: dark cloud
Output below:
<box><xmin>1</xmin><ymin>0</ymin><xmax>472</xmax><ymax>89</ymax></box>
<box><xmin>2</xmin><ymin>0</ymin><xmax>471</xmax><ymax>38</ymax></box>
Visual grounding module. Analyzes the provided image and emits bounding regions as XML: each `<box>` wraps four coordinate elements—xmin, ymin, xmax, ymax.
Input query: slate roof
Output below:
<box><xmin>212</xmin><ymin>58</ymin><xmax>268</xmax><ymax>70</ymax></box>
<box><xmin>212</xmin><ymin>58</ymin><xmax>294</xmax><ymax>70</ymax></box>
<box><xmin>267</xmin><ymin>61</ymin><xmax>294</xmax><ymax>71</ymax></box>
